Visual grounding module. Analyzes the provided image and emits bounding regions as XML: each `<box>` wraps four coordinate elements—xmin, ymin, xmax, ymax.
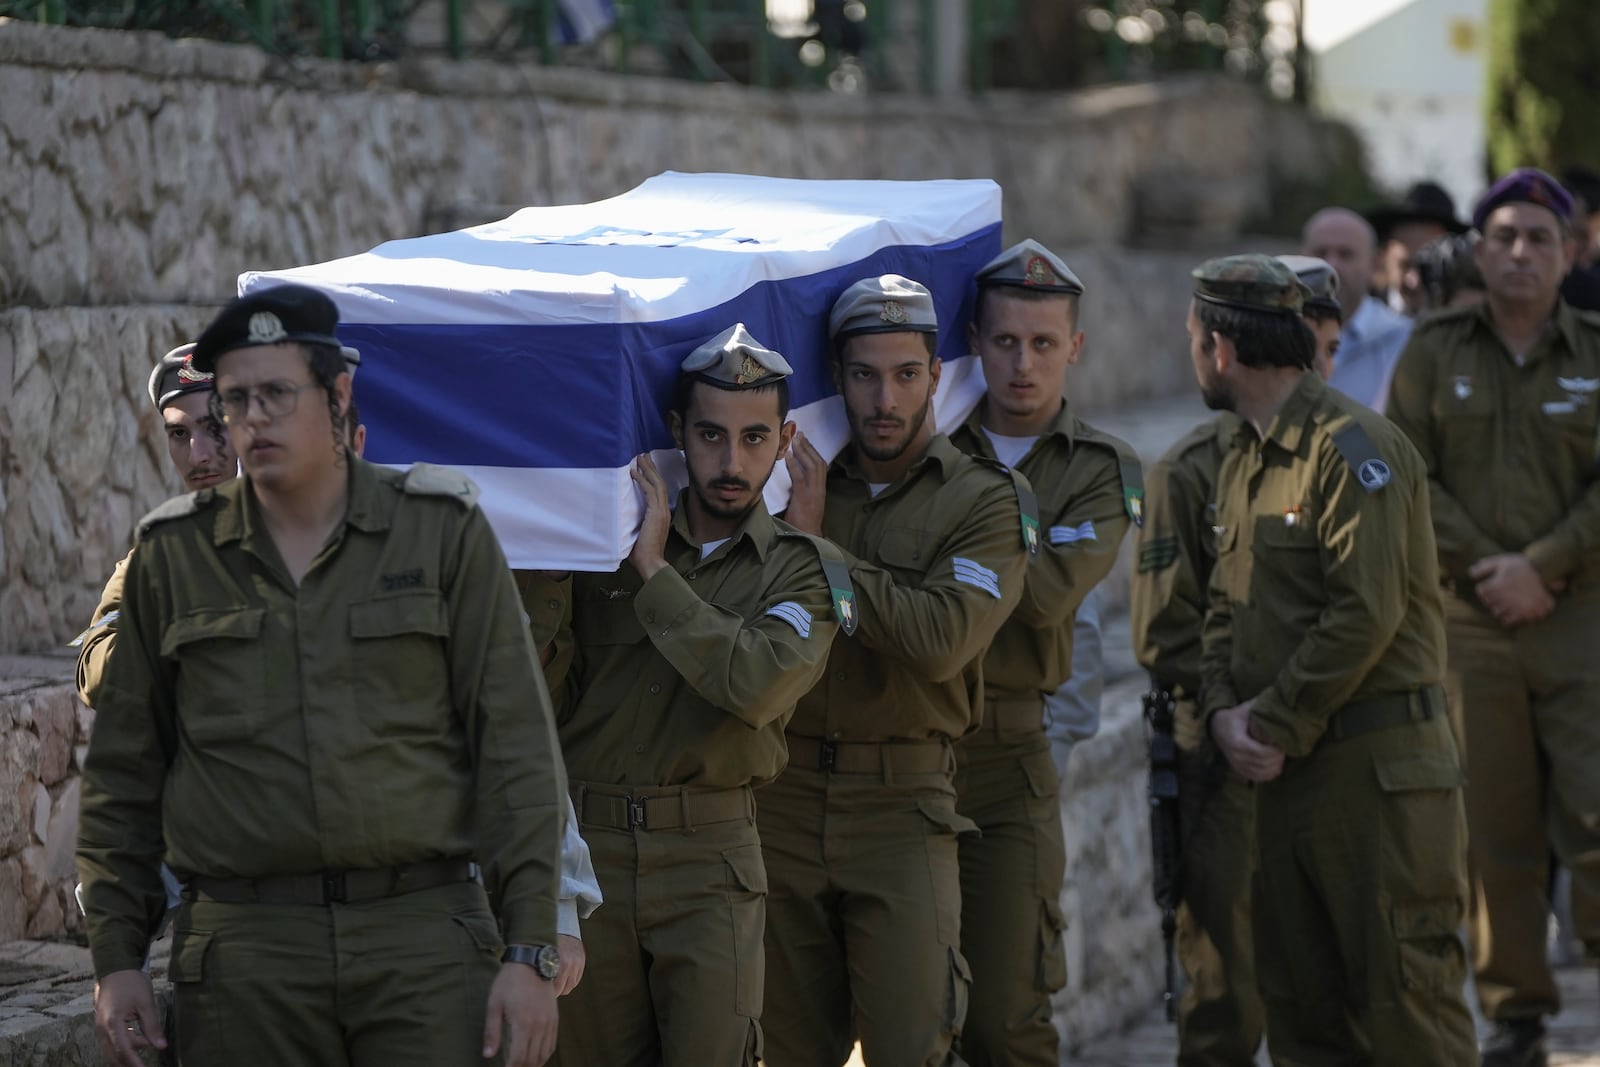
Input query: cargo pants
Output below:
<box><xmin>167</xmin><ymin>880</ymin><xmax>502</xmax><ymax>1066</ymax></box>
<box><xmin>952</xmin><ymin>715</ymin><xmax>1067</xmax><ymax>1067</ymax></box>
<box><xmin>552</xmin><ymin>783</ymin><xmax>765</xmax><ymax>1067</ymax></box>
<box><xmin>1444</xmin><ymin>593</ymin><xmax>1600</xmax><ymax>1021</ymax></box>
<box><xmin>1252</xmin><ymin>708</ymin><xmax>1476</xmax><ymax>1065</ymax></box>
<box><xmin>758</xmin><ymin>740</ymin><xmax>974</xmax><ymax>1067</ymax></box>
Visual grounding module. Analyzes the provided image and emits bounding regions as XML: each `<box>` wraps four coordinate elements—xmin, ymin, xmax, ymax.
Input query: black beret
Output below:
<box><xmin>192</xmin><ymin>284</ymin><xmax>343</xmax><ymax>374</ymax></box>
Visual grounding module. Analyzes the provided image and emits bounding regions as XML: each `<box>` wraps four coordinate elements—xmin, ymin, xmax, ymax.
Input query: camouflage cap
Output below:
<box><xmin>146</xmin><ymin>342</ymin><xmax>213</xmax><ymax>409</ymax></box>
<box><xmin>681</xmin><ymin>323</ymin><xmax>794</xmax><ymax>387</ymax></box>
<box><xmin>828</xmin><ymin>274</ymin><xmax>939</xmax><ymax>340</ymax></box>
<box><xmin>976</xmin><ymin>238</ymin><xmax>1085</xmax><ymax>295</ymax></box>
<box><xmin>1192</xmin><ymin>254</ymin><xmax>1309</xmax><ymax>316</ymax></box>
<box><xmin>1275</xmin><ymin>254</ymin><xmax>1341</xmax><ymax>316</ymax></box>
<box><xmin>1472</xmin><ymin>167</ymin><xmax>1574</xmax><ymax>232</ymax></box>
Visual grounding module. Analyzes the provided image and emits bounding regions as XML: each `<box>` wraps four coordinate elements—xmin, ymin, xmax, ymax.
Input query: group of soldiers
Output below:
<box><xmin>70</xmin><ymin>164</ymin><xmax>1597</xmax><ymax>1067</ymax></box>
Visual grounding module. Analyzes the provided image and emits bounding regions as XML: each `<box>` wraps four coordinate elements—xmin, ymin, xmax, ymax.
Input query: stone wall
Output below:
<box><xmin>0</xmin><ymin>654</ymin><xmax>92</xmax><ymax>948</ymax></box>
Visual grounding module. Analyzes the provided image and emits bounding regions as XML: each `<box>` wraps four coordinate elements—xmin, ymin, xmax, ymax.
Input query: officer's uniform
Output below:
<box><xmin>526</xmin><ymin>326</ymin><xmax>845</xmax><ymax>1066</ymax></box>
<box><xmin>946</xmin><ymin>241</ymin><xmax>1141</xmax><ymax>1067</ymax></box>
<box><xmin>758</xmin><ymin>276</ymin><xmax>1031</xmax><ymax>1066</ymax></box>
<box><xmin>1196</xmin><ymin>255</ymin><xmax>1476</xmax><ymax>1064</ymax></box>
<box><xmin>1386</xmin><ymin>171</ymin><xmax>1600</xmax><ymax>1031</ymax></box>
<box><xmin>76</xmin><ymin>288</ymin><xmax>569</xmax><ymax>1067</ymax></box>
<box><xmin>1130</xmin><ymin>411</ymin><xmax>1265</xmax><ymax>1067</ymax></box>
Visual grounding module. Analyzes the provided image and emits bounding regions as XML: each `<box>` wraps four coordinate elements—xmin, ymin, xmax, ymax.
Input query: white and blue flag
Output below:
<box><xmin>241</xmin><ymin>172</ymin><xmax>1001</xmax><ymax>570</ymax></box>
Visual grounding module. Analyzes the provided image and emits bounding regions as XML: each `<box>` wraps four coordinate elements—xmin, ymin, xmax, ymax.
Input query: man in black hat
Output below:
<box><xmin>77</xmin><ymin>284</ymin><xmax>570</xmax><ymax>1067</ymax></box>
<box><xmin>1368</xmin><ymin>181</ymin><xmax>1470</xmax><ymax>317</ymax></box>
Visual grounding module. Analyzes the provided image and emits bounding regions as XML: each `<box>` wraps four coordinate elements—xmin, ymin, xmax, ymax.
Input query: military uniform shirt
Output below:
<box><xmin>789</xmin><ymin>434</ymin><xmax>1029</xmax><ymax>742</ymax></box>
<box><xmin>77</xmin><ymin>459</ymin><xmax>567</xmax><ymax>977</ymax></box>
<box><xmin>1200</xmin><ymin>374</ymin><xmax>1447</xmax><ymax>757</ymax></box>
<box><xmin>1387</xmin><ymin>299</ymin><xmax>1600</xmax><ymax>587</ymax></box>
<box><xmin>77</xmin><ymin>548</ymin><xmax>131</xmax><ymax>708</ymax></box>
<box><xmin>526</xmin><ymin>497</ymin><xmax>839</xmax><ymax>788</ymax></box>
<box><xmin>1131</xmin><ymin>414</ymin><xmax>1239</xmax><ymax>696</ymax></box>
<box><xmin>950</xmin><ymin>402</ymin><xmax>1138</xmax><ymax>703</ymax></box>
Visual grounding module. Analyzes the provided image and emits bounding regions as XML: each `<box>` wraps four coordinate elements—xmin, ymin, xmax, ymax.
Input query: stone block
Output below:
<box><xmin>44</xmin><ymin>779</ymin><xmax>81</xmax><ymax>885</ymax></box>
<box><xmin>15</xmin><ymin>846</ymin><xmax>46</xmax><ymax>915</ymax></box>
<box><xmin>30</xmin><ymin>781</ymin><xmax>51</xmax><ymax>845</ymax></box>
<box><xmin>24</xmin><ymin>891</ymin><xmax>64</xmax><ymax>940</ymax></box>
<box><xmin>0</xmin><ymin>861</ymin><xmax>26</xmax><ymax>942</ymax></box>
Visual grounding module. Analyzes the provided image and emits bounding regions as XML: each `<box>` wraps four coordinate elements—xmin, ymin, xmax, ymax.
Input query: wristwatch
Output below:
<box><xmin>502</xmin><ymin>943</ymin><xmax>561</xmax><ymax>981</ymax></box>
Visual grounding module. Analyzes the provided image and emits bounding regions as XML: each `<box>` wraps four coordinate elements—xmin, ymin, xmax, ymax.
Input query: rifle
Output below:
<box><xmin>1144</xmin><ymin>681</ymin><xmax>1181</xmax><ymax>1023</ymax></box>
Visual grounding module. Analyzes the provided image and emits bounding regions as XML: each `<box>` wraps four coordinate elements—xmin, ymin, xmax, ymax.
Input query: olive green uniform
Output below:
<box><xmin>1201</xmin><ymin>373</ymin><xmax>1475</xmax><ymax>1065</ymax></box>
<box><xmin>1387</xmin><ymin>300</ymin><xmax>1600</xmax><ymax>1021</ymax></box>
<box><xmin>76</xmin><ymin>460</ymin><xmax>567</xmax><ymax>1067</ymax></box>
<box><xmin>759</xmin><ymin>434</ymin><xmax>1030</xmax><ymax>1067</ymax></box>
<box><xmin>1131</xmin><ymin>412</ymin><xmax>1265</xmax><ymax>1066</ymax></box>
<box><xmin>947</xmin><ymin>401</ymin><xmax>1138</xmax><ymax>1067</ymax></box>
<box><xmin>523</xmin><ymin>497</ymin><xmax>840</xmax><ymax>1067</ymax></box>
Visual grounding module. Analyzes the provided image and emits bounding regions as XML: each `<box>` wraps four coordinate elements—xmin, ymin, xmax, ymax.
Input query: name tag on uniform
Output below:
<box><xmin>765</xmin><ymin>602</ymin><xmax>813</xmax><ymax>638</ymax></box>
<box><xmin>953</xmin><ymin>557</ymin><xmax>1002</xmax><ymax>599</ymax></box>
<box><xmin>1543</xmin><ymin>400</ymin><xmax>1579</xmax><ymax>415</ymax></box>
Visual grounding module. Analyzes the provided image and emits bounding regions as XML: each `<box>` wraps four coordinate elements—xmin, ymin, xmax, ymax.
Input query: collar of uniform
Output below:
<box><xmin>1467</xmin><ymin>297</ymin><xmax>1573</xmax><ymax>364</ymax></box>
<box><xmin>667</xmin><ymin>488</ymin><xmax>774</xmax><ymax>562</ymax></box>
<box><xmin>1258</xmin><ymin>372</ymin><xmax>1324</xmax><ymax>457</ymax></box>
<box><xmin>830</xmin><ymin>432</ymin><xmax>960</xmax><ymax>485</ymax></box>
<box><xmin>211</xmin><ymin>459</ymin><xmax>390</xmax><ymax>548</ymax></box>
<box><xmin>960</xmin><ymin>397</ymin><xmax>1077</xmax><ymax>451</ymax></box>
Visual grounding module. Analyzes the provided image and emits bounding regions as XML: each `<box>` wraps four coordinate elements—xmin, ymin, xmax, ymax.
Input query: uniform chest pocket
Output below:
<box><xmin>573</xmin><ymin>598</ymin><xmax>647</xmax><ymax>647</ymax></box>
<box><xmin>163</xmin><ymin>607</ymin><xmax>267</xmax><ymax>744</ymax></box>
<box><xmin>347</xmin><ymin>592</ymin><xmax>452</xmax><ymax>719</ymax></box>
<box><xmin>876</xmin><ymin>527</ymin><xmax>937</xmax><ymax>575</ymax></box>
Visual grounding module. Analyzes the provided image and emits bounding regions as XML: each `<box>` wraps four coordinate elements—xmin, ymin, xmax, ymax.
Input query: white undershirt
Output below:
<box><xmin>700</xmin><ymin>537</ymin><xmax>730</xmax><ymax>559</ymax></box>
<box><xmin>982</xmin><ymin>428</ymin><xmax>1040</xmax><ymax>468</ymax></box>
<box><xmin>868</xmin><ymin>483</ymin><xmax>891</xmax><ymax>498</ymax></box>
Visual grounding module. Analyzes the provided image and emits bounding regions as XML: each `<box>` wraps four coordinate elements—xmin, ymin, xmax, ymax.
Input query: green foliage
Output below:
<box><xmin>1485</xmin><ymin>0</ymin><xmax>1600</xmax><ymax>176</ymax></box>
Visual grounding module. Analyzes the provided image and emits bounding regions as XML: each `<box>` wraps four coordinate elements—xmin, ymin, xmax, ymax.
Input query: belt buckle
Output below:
<box><xmin>626</xmin><ymin>796</ymin><xmax>648</xmax><ymax>831</ymax></box>
<box><xmin>321</xmin><ymin>871</ymin><xmax>348</xmax><ymax>904</ymax></box>
<box><xmin>818</xmin><ymin>741</ymin><xmax>838</xmax><ymax>771</ymax></box>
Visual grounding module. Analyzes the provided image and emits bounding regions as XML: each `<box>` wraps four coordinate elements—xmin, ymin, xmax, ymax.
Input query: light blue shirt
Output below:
<box><xmin>1045</xmin><ymin>586</ymin><xmax>1106</xmax><ymax>780</ymax></box>
<box><xmin>1330</xmin><ymin>296</ymin><xmax>1413</xmax><ymax>413</ymax></box>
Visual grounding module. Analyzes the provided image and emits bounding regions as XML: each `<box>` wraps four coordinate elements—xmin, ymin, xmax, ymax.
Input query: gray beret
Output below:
<box><xmin>976</xmin><ymin>239</ymin><xmax>1084</xmax><ymax>295</ymax></box>
<box><xmin>828</xmin><ymin>274</ymin><xmax>939</xmax><ymax>340</ymax></box>
<box><xmin>1275</xmin><ymin>255</ymin><xmax>1341</xmax><ymax>316</ymax></box>
<box><xmin>146</xmin><ymin>343</ymin><xmax>213</xmax><ymax>409</ymax></box>
<box><xmin>681</xmin><ymin>323</ymin><xmax>794</xmax><ymax>387</ymax></box>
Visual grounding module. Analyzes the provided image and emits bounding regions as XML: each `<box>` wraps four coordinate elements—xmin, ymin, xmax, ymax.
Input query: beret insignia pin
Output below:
<box><xmin>247</xmin><ymin>311</ymin><xmax>288</xmax><ymax>344</ymax></box>
<box><xmin>735</xmin><ymin>352</ymin><xmax>765</xmax><ymax>385</ymax></box>
<box><xmin>879</xmin><ymin>300</ymin><xmax>908</xmax><ymax>325</ymax></box>
<box><xmin>1024</xmin><ymin>255</ymin><xmax>1056</xmax><ymax>286</ymax></box>
<box><xmin>177</xmin><ymin>358</ymin><xmax>211</xmax><ymax>384</ymax></box>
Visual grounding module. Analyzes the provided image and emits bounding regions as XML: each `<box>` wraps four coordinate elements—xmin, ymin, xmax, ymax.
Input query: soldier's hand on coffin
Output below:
<box><xmin>1469</xmin><ymin>553</ymin><xmax>1555</xmax><ymax>628</ymax></box>
<box><xmin>783</xmin><ymin>430</ymin><xmax>828</xmax><ymax>534</ymax></box>
<box><xmin>1211</xmin><ymin>700</ymin><xmax>1285</xmax><ymax>783</ymax></box>
<box><xmin>628</xmin><ymin>454</ymin><xmax>672</xmax><ymax>581</ymax></box>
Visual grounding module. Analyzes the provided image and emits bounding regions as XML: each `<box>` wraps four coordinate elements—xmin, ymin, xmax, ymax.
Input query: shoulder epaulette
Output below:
<box><xmin>1571</xmin><ymin>306</ymin><xmax>1600</xmax><ymax>332</ymax></box>
<box><xmin>967</xmin><ymin>454</ymin><xmax>1042</xmax><ymax>558</ymax></box>
<box><xmin>1330</xmin><ymin>419</ymin><xmax>1394</xmax><ymax>494</ymax></box>
<box><xmin>776</xmin><ymin>528</ymin><xmax>858</xmax><ymax>635</ymax></box>
<box><xmin>1411</xmin><ymin>303</ymin><xmax>1479</xmax><ymax>335</ymax></box>
<box><xmin>1075</xmin><ymin>423</ymin><xmax>1145</xmax><ymax>528</ymax></box>
<box><xmin>402</xmin><ymin>463</ymin><xmax>480</xmax><ymax>507</ymax></box>
<box><xmin>136</xmin><ymin>490</ymin><xmax>212</xmax><ymax>538</ymax></box>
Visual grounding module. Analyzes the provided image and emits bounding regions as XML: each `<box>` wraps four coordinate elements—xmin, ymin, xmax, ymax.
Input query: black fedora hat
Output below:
<box><xmin>1367</xmin><ymin>181</ymin><xmax>1469</xmax><ymax>242</ymax></box>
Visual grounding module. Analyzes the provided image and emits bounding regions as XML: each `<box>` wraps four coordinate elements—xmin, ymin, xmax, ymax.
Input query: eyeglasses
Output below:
<box><xmin>213</xmin><ymin>379</ymin><xmax>318</xmax><ymax>423</ymax></box>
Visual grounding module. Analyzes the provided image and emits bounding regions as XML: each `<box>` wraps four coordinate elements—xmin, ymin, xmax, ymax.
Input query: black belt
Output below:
<box><xmin>188</xmin><ymin>858</ymin><xmax>473</xmax><ymax>906</ymax></box>
<box><xmin>785</xmin><ymin>735</ymin><xmax>951</xmax><ymax>775</ymax></box>
<box><xmin>573</xmin><ymin>785</ymin><xmax>753</xmax><ymax>832</ymax></box>
<box><xmin>1326</xmin><ymin>686</ymin><xmax>1444</xmax><ymax>742</ymax></box>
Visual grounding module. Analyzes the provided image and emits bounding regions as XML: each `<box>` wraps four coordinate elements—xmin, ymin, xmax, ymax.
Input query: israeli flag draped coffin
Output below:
<box><xmin>240</xmin><ymin>172</ymin><xmax>1002</xmax><ymax>570</ymax></box>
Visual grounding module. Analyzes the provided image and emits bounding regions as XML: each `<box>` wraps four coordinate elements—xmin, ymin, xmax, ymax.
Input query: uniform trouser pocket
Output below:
<box><xmin>919</xmin><ymin>796</ymin><xmax>979</xmax><ymax>947</ymax></box>
<box><xmin>723</xmin><ymin>842</ymin><xmax>769</xmax><ymax>1020</ymax></box>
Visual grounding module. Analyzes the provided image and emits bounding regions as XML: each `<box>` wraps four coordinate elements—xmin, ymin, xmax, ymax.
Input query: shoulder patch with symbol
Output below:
<box><xmin>967</xmin><ymin>454</ymin><xmax>1041</xmax><ymax>558</ymax></box>
<box><xmin>402</xmin><ymin>463</ymin><xmax>481</xmax><ymax>507</ymax></box>
<box><xmin>776</xmin><ymin>526</ymin><xmax>857</xmax><ymax>636</ymax></box>
<box><xmin>136</xmin><ymin>489</ymin><xmax>214</xmax><ymax>538</ymax></box>
<box><xmin>1330</xmin><ymin>422</ymin><xmax>1392</xmax><ymax>493</ymax></box>
<box><xmin>1076</xmin><ymin>424</ymin><xmax>1145</xmax><ymax>528</ymax></box>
